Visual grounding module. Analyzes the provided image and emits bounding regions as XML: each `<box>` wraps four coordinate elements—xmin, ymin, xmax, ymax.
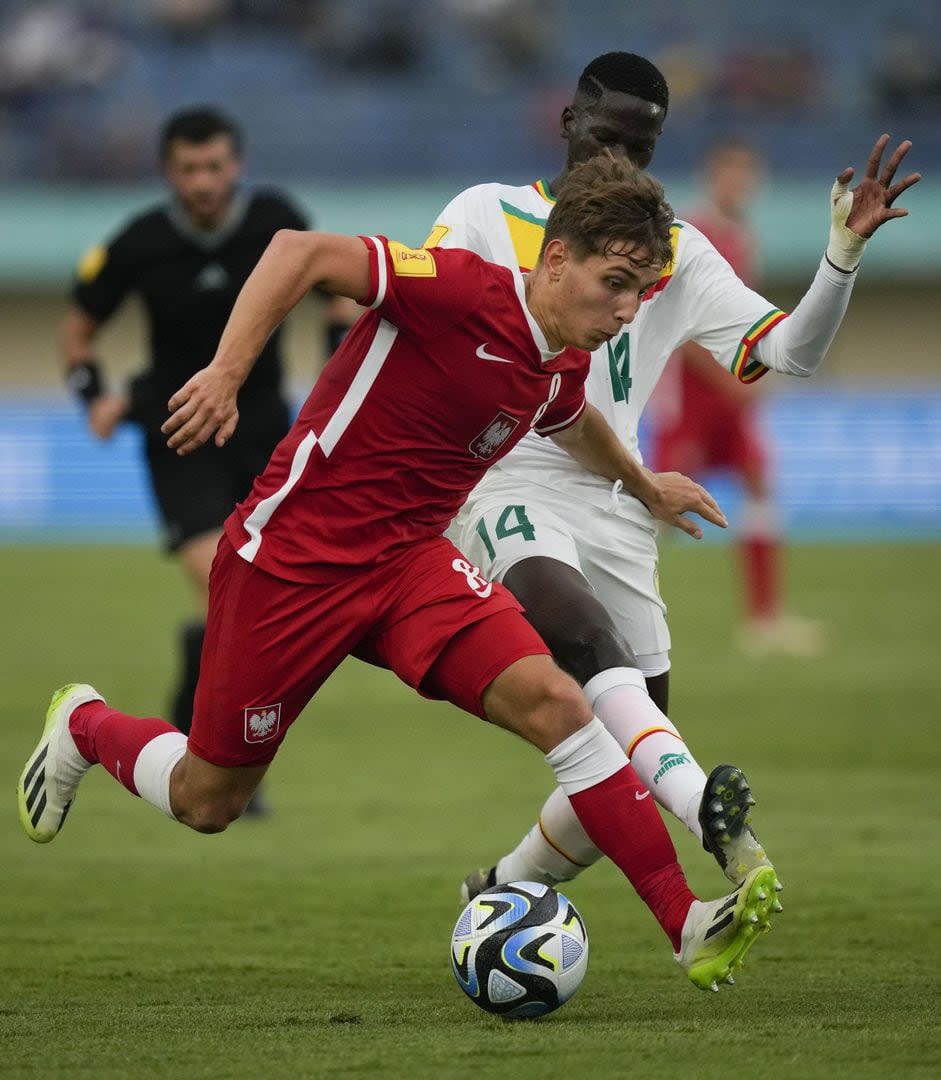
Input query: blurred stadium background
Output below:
<box><xmin>1</xmin><ymin>0</ymin><xmax>940</xmax><ymax>543</ymax></box>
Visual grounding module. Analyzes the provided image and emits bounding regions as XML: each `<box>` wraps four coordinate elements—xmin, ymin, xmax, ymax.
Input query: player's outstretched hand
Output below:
<box><xmin>647</xmin><ymin>471</ymin><xmax>728</xmax><ymax>541</ymax></box>
<box><xmin>839</xmin><ymin>134</ymin><xmax>921</xmax><ymax>240</ymax></box>
<box><xmin>162</xmin><ymin>366</ymin><xmax>241</xmax><ymax>455</ymax></box>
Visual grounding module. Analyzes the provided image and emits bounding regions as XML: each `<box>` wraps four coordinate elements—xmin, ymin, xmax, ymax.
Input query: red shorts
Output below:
<box><xmin>189</xmin><ymin>536</ymin><xmax>550</xmax><ymax>766</ymax></box>
<box><xmin>652</xmin><ymin>367</ymin><xmax>768</xmax><ymax>478</ymax></box>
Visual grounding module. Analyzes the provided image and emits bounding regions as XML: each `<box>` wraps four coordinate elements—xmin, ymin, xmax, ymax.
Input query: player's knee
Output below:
<box><xmin>526</xmin><ymin>671</ymin><xmax>593</xmax><ymax>742</ymax></box>
<box><xmin>549</xmin><ymin>620</ymin><xmax>636</xmax><ymax>685</ymax></box>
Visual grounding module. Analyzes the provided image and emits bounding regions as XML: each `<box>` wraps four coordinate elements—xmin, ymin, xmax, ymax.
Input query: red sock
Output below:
<box><xmin>568</xmin><ymin>763</ymin><xmax>695</xmax><ymax>950</ymax></box>
<box><xmin>70</xmin><ymin>701</ymin><xmax>180</xmax><ymax>797</ymax></box>
<box><xmin>742</xmin><ymin>535</ymin><xmax>780</xmax><ymax>620</ymax></box>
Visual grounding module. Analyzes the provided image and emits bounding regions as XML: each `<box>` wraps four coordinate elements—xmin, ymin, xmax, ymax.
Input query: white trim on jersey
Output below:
<box><xmin>238</xmin><ymin>318</ymin><xmax>399</xmax><ymax>562</ymax></box>
<box><xmin>510</xmin><ymin>261</ymin><xmax>560</xmax><ymax>361</ymax></box>
<box><xmin>534</xmin><ymin>399</ymin><xmax>586</xmax><ymax>436</ymax></box>
<box><xmin>365</xmin><ymin>235</ymin><xmax>388</xmax><ymax>310</ymax></box>
<box><xmin>238</xmin><ymin>430</ymin><xmax>319</xmax><ymax>562</ymax></box>
<box><xmin>319</xmin><ymin>319</ymin><xmax>397</xmax><ymax>455</ymax></box>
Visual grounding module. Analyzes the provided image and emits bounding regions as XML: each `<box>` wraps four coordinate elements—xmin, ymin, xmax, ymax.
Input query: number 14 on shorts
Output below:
<box><xmin>474</xmin><ymin>505</ymin><xmax>536</xmax><ymax>560</ymax></box>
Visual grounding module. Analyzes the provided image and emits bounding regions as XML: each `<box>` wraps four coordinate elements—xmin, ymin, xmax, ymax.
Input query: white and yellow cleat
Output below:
<box><xmin>675</xmin><ymin>866</ymin><xmax>782</xmax><ymax>992</ymax></box>
<box><xmin>17</xmin><ymin>683</ymin><xmax>102</xmax><ymax>843</ymax></box>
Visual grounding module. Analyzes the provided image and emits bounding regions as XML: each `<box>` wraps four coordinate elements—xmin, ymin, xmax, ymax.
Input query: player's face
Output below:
<box><xmin>163</xmin><ymin>135</ymin><xmax>243</xmax><ymax>226</ymax></box>
<box><xmin>561</xmin><ymin>91</ymin><xmax>665</xmax><ymax>170</ymax></box>
<box><xmin>545</xmin><ymin>241</ymin><xmax>662</xmax><ymax>351</ymax></box>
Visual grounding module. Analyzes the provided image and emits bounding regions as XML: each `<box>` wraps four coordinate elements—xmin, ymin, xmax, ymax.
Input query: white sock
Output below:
<box><xmin>584</xmin><ymin>667</ymin><xmax>706</xmax><ymax>841</ymax></box>
<box><xmin>543</xmin><ymin>716</ymin><xmax>626</xmax><ymax>792</ymax></box>
<box><xmin>740</xmin><ymin>495</ymin><xmax>779</xmax><ymax>540</ymax></box>
<box><xmin>495</xmin><ymin>786</ymin><xmax>602</xmax><ymax>885</ymax></box>
<box><xmin>132</xmin><ymin>732</ymin><xmax>187</xmax><ymax>820</ymax></box>
<box><xmin>495</xmin><ymin>717</ymin><xmax>623</xmax><ymax>885</ymax></box>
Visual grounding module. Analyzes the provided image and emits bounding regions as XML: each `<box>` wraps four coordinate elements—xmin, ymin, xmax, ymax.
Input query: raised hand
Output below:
<box><xmin>841</xmin><ymin>134</ymin><xmax>921</xmax><ymax>240</ymax></box>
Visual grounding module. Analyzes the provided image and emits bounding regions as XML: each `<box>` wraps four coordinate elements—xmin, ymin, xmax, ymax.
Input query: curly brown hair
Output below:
<box><xmin>542</xmin><ymin>154</ymin><xmax>674</xmax><ymax>268</ymax></box>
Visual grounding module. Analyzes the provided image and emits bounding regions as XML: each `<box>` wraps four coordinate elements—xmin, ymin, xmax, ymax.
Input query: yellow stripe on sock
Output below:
<box><xmin>626</xmin><ymin>726</ymin><xmax>684</xmax><ymax>759</ymax></box>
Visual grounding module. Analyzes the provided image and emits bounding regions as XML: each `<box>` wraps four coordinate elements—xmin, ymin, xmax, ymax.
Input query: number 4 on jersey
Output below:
<box><xmin>475</xmin><ymin>505</ymin><xmax>536</xmax><ymax>560</ymax></box>
<box><xmin>607</xmin><ymin>334</ymin><xmax>632</xmax><ymax>404</ymax></box>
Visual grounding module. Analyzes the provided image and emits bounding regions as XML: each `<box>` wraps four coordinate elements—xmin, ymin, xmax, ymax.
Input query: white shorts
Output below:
<box><xmin>447</xmin><ymin>471</ymin><xmax>671</xmax><ymax>675</ymax></box>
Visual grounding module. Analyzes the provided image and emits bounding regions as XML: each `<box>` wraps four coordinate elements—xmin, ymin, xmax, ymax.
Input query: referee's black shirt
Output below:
<box><xmin>72</xmin><ymin>189</ymin><xmax>307</xmax><ymax>429</ymax></box>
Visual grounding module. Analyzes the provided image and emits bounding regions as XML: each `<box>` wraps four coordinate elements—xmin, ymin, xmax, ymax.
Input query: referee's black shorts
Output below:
<box><xmin>143</xmin><ymin>398</ymin><xmax>291</xmax><ymax>553</ymax></box>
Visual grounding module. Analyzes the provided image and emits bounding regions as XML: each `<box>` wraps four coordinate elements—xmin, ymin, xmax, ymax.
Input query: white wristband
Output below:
<box><xmin>826</xmin><ymin>176</ymin><xmax>867</xmax><ymax>272</ymax></box>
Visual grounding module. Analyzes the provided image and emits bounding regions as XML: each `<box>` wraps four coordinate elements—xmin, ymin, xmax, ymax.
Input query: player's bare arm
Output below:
<box><xmin>60</xmin><ymin>304</ymin><xmax>129</xmax><ymax>440</ymax></box>
<box><xmin>550</xmin><ymin>403</ymin><xmax>727</xmax><ymax>539</ymax></box>
<box><xmin>163</xmin><ymin>231</ymin><xmax>370</xmax><ymax>454</ymax></box>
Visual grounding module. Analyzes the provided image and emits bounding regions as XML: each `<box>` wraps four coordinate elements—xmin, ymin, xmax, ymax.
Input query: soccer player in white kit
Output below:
<box><xmin>427</xmin><ymin>52</ymin><xmax>921</xmax><ymax>897</ymax></box>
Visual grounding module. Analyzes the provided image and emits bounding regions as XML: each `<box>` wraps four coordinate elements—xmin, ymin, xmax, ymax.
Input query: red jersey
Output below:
<box><xmin>224</xmin><ymin>236</ymin><xmax>589</xmax><ymax>582</ymax></box>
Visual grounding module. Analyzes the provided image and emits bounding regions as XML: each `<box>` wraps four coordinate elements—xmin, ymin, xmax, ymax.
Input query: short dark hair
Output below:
<box><xmin>576</xmin><ymin>52</ymin><xmax>669</xmax><ymax>114</ymax></box>
<box><xmin>159</xmin><ymin>107</ymin><xmax>242</xmax><ymax>160</ymax></box>
<box><xmin>543</xmin><ymin>153</ymin><xmax>674</xmax><ymax>267</ymax></box>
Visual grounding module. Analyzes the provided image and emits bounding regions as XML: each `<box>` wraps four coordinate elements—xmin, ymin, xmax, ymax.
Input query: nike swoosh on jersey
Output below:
<box><xmin>476</xmin><ymin>342</ymin><xmax>514</xmax><ymax>364</ymax></box>
<box><xmin>634</xmin><ymin>790</ymin><xmax>651</xmax><ymax>800</ymax></box>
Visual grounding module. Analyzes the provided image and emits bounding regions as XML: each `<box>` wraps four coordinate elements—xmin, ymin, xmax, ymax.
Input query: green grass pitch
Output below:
<box><xmin>2</xmin><ymin>542</ymin><xmax>939</xmax><ymax>1079</ymax></box>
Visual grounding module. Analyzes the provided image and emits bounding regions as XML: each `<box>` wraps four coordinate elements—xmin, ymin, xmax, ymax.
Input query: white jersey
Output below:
<box><xmin>427</xmin><ymin>179</ymin><xmax>787</xmax><ymax>509</ymax></box>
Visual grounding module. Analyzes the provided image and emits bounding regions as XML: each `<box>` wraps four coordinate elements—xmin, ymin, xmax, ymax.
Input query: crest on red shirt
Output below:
<box><xmin>469</xmin><ymin>412</ymin><xmax>519</xmax><ymax>459</ymax></box>
<box><xmin>243</xmin><ymin>703</ymin><xmax>282</xmax><ymax>744</ymax></box>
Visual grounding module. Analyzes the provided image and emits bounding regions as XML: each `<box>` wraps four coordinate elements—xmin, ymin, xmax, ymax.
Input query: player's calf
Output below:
<box><xmin>168</xmin><ymin>753</ymin><xmax>266</xmax><ymax>833</ymax></box>
<box><xmin>172</xmin><ymin>798</ymin><xmax>241</xmax><ymax>834</ymax></box>
<box><xmin>482</xmin><ymin>654</ymin><xmax>595</xmax><ymax>753</ymax></box>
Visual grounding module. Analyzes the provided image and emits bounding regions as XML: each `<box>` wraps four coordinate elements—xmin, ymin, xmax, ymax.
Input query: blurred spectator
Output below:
<box><xmin>873</xmin><ymin>23</ymin><xmax>941</xmax><ymax>113</ymax></box>
<box><xmin>49</xmin><ymin>99</ymin><xmax>160</xmax><ymax>180</ymax></box>
<box><xmin>227</xmin><ymin>0</ymin><xmax>318</xmax><ymax>32</ymax></box>
<box><xmin>302</xmin><ymin>1</ymin><xmax>419</xmax><ymax>75</ymax></box>
<box><xmin>445</xmin><ymin>0</ymin><xmax>556</xmax><ymax>91</ymax></box>
<box><xmin>655</xmin><ymin>41</ymin><xmax>711</xmax><ymax>109</ymax></box>
<box><xmin>0</xmin><ymin>2</ymin><xmax>125</xmax><ymax>102</ymax></box>
<box><xmin>714</xmin><ymin>42</ymin><xmax>822</xmax><ymax>111</ymax></box>
<box><xmin>0</xmin><ymin>1</ymin><xmax>938</xmax><ymax>183</ymax></box>
<box><xmin>147</xmin><ymin>0</ymin><xmax>231</xmax><ymax>41</ymax></box>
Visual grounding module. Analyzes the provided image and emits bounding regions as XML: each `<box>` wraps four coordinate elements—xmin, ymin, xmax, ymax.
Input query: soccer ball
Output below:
<box><xmin>450</xmin><ymin>880</ymin><xmax>589</xmax><ymax>1018</ymax></box>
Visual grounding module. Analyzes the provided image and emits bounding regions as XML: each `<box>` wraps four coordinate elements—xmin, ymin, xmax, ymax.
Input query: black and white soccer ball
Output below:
<box><xmin>450</xmin><ymin>880</ymin><xmax>589</xmax><ymax>1018</ymax></box>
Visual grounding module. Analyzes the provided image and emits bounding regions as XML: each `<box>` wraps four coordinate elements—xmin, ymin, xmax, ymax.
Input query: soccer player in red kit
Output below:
<box><xmin>651</xmin><ymin>138</ymin><xmax>824</xmax><ymax>656</ymax></box>
<box><xmin>19</xmin><ymin>156</ymin><xmax>780</xmax><ymax>992</ymax></box>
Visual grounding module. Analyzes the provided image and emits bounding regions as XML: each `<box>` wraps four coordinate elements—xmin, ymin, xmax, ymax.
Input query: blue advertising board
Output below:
<box><xmin>2</xmin><ymin>388</ymin><xmax>939</xmax><ymax>544</ymax></box>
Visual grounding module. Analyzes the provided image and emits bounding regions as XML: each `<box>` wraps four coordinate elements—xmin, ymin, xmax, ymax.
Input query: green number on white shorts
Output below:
<box><xmin>475</xmin><ymin>504</ymin><xmax>536</xmax><ymax>561</ymax></box>
<box><xmin>475</xmin><ymin>518</ymin><xmax>497</xmax><ymax>560</ymax></box>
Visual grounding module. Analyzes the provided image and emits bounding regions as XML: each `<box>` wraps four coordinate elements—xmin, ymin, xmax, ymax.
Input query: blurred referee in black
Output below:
<box><xmin>62</xmin><ymin>106</ymin><xmax>347</xmax><ymax>816</ymax></box>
